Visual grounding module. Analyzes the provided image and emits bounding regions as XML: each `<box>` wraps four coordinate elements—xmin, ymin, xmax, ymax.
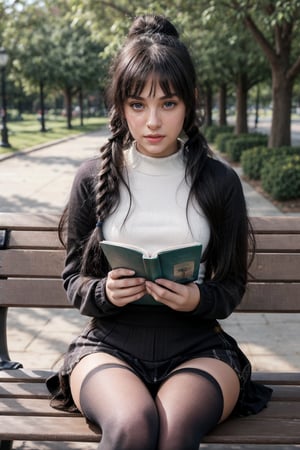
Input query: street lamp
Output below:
<box><xmin>0</xmin><ymin>47</ymin><xmax>10</xmax><ymax>148</ymax></box>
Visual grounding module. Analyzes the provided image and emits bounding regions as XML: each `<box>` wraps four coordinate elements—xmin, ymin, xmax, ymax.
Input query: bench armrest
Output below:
<box><xmin>0</xmin><ymin>306</ymin><xmax>23</xmax><ymax>370</ymax></box>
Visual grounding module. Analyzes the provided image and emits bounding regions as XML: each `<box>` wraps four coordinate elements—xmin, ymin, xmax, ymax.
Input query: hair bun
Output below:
<box><xmin>128</xmin><ymin>15</ymin><xmax>179</xmax><ymax>39</ymax></box>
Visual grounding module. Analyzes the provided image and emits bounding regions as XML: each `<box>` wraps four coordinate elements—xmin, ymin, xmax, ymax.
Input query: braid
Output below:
<box><xmin>96</xmin><ymin>106</ymin><xmax>131</xmax><ymax>227</ymax></box>
<box><xmin>81</xmin><ymin>112</ymin><xmax>130</xmax><ymax>276</ymax></box>
<box><xmin>95</xmin><ymin>140</ymin><xmax>119</xmax><ymax>240</ymax></box>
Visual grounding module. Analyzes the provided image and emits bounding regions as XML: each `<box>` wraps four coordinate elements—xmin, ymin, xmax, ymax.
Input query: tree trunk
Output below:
<box><xmin>79</xmin><ymin>87</ymin><xmax>84</xmax><ymax>127</ymax></box>
<box><xmin>0</xmin><ymin>66</ymin><xmax>10</xmax><ymax>147</ymax></box>
<box><xmin>64</xmin><ymin>88</ymin><xmax>73</xmax><ymax>129</ymax></box>
<box><xmin>203</xmin><ymin>85</ymin><xmax>213</xmax><ymax>127</ymax></box>
<box><xmin>235</xmin><ymin>73</ymin><xmax>248</xmax><ymax>134</ymax></box>
<box><xmin>269</xmin><ymin>68</ymin><xmax>293</xmax><ymax>147</ymax></box>
<box><xmin>17</xmin><ymin>99</ymin><xmax>23</xmax><ymax>120</ymax></box>
<box><xmin>39</xmin><ymin>80</ymin><xmax>46</xmax><ymax>132</ymax></box>
<box><xmin>242</xmin><ymin>14</ymin><xmax>299</xmax><ymax>148</ymax></box>
<box><xmin>254</xmin><ymin>84</ymin><xmax>260</xmax><ymax>129</ymax></box>
<box><xmin>218</xmin><ymin>83</ymin><xmax>227</xmax><ymax>126</ymax></box>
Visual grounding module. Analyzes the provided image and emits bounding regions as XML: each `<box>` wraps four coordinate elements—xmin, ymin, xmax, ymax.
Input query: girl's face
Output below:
<box><xmin>124</xmin><ymin>78</ymin><xmax>186</xmax><ymax>158</ymax></box>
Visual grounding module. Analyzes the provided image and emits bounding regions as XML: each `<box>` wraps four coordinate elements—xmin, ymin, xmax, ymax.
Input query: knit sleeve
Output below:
<box><xmin>61</xmin><ymin>159</ymin><xmax>121</xmax><ymax>318</ymax></box>
<box><xmin>191</xmin><ymin>164</ymin><xmax>248</xmax><ymax>320</ymax></box>
<box><xmin>193</xmin><ymin>273</ymin><xmax>246</xmax><ymax>319</ymax></box>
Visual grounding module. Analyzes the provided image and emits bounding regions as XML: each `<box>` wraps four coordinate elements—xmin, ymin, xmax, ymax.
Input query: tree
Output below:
<box><xmin>49</xmin><ymin>19</ymin><xmax>104</xmax><ymax>128</ymax></box>
<box><xmin>211</xmin><ymin>0</ymin><xmax>300</xmax><ymax>147</ymax></box>
<box><xmin>191</xmin><ymin>4</ymin><xmax>269</xmax><ymax>133</ymax></box>
<box><xmin>3</xmin><ymin>0</ymin><xmax>106</xmax><ymax>128</ymax></box>
<box><xmin>6</xmin><ymin>4</ymin><xmax>63</xmax><ymax>130</ymax></box>
<box><xmin>227</xmin><ymin>25</ymin><xmax>269</xmax><ymax>134</ymax></box>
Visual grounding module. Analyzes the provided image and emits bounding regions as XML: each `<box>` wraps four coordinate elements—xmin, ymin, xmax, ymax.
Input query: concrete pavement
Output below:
<box><xmin>0</xmin><ymin>129</ymin><xmax>299</xmax><ymax>449</ymax></box>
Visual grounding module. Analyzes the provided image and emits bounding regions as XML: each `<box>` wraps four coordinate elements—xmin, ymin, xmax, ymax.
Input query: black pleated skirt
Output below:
<box><xmin>47</xmin><ymin>306</ymin><xmax>272</xmax><ymax>416</ymax></box>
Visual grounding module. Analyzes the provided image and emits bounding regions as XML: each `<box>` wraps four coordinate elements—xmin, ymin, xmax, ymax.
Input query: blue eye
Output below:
<box><xmin>130</xmin><ymin>103</ymin><xmax>144</xmax><ymax>111</ymax></box>
<box><xmin>164</xmin><ymin>101</ymin><xmax>176</xmax><ymax>109</ymax></box>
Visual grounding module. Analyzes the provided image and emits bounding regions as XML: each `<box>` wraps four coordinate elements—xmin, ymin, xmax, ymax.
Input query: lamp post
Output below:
<box><xmin>0</xmin><ymin>47</ymin><xmax>10</xmax><ymax>148</ymax></box>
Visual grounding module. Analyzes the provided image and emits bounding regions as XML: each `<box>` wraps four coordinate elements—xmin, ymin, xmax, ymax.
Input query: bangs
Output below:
<box><xmin>126</xmin><ymin>72</ymin><xmax>176</xmax><ymax>99</ymax></box>
<box><xmin>119</xmin><ymin>41</ymin><xmax>191</xmax><ymax>101</ymax></box>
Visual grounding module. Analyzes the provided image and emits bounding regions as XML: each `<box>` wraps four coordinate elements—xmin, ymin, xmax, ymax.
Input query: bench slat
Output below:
<box><xmin>255</xmin><ymin>234</ymin><xmax>300</xmax><ymax>252</ymax></box>
<box><xmin>0</xmin><ymin>249</ymin><xmax>64</xmax><ymax>277</ymax></box>
<box><xmin>5</xmin><ymin>233</ymin><xmax>300</xmax><ymax>253</ymax></box>
<box><xmin>2</xmin><ymin>250</ymin><xmax>300</xmax><ymax>281</ymax></box>
<box><xmin>250</xmin><ymin>253</ymin><xmax>300</xmax><ymax>281</ymax></box>
<box><xmin>204</xmin><ymin>417</ymin><xmax>300</xmax><ymax>444</ymax></box>
<box><xmin>0</xmin><ymin>415</ymin><xmax>101</xmax><ymax>442</ymax></box>
<box><xmin>271</xmin><ymin>385</ymin><xmax>300</xmax><ymax>401</ymax></box>
<box><xmin>0</xmin><ymin>398</ymin><xmax>79</xmax><ymax>416</ymax></box>
<box><xmin>240</xmin><ymin>283</ymin><xmax>300</xmax><ymax>312</ymax></box>
<box><xmin>0</xmin><ymin>382</ymin><xmax>50</xmax><ymax>398</ymax></box>
<box><xmin>0</xmin><ymin>414</ymin><xmax>299</xmax><ymax>444</ymax></box>
<box><xmin>8</xmin><ymin>230</ymin><xmax>61</xmax><ymax>249</ymax></box>
<box><xmin>253</xmin><ymin>371</ymin><xmax>300</xmax><ymax>385</ymax></box>
<box><xmin>1</xmin><ymin>279</ymin><xmax>299</xmax><ymax>311</ymax></box>
<box><xmin>0</xmin><ymin>213</ymin><xmax>60</xmax><ymax>230</ymax></box>
<box><xmin>1</xmin><ymin>397</ymin><xmax>299</xmax><ymax>418</ymax></box>
<box><xmin>1</xmin><ymin>369</ymin><xmax>298</xmax><ymax>384</ymax></box>
<box><xmin>1</xmin><ymin>381</ymin><xmax>299</xmax><ymax>402</ymax></box>
<box><xmin>0</xmin><ymin>279</ymin><xmax>68</xmax><ymax>307</ymax></box>
<box><xmin>0</xmin><ymin>369</ymin><xmax>54</xmax><ymax>382</ymax></box>
<box><xmin>1</xmin><ymin>213</ymin><xmax>299</xmax><ymax>233</ymax></box>
<box><xmin>6</xmin><ymin>232</ymin><xmax>300</xmax><ymax>253</ymax></box>
<box><xmin>251</xmin><ymin>216</ymin><xmax>300</xmax><ymax>233</ymax></box>
<box><xmin>255</xmin><ymin>401</ymin><xmax>300</xmax><ymax>417</ymax></box>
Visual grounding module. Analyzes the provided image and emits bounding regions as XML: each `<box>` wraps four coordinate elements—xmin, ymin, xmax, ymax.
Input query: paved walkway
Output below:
<box><xmin>0</xmin><ymin>129</ymin><xmax>299</xmax><ymax>450</ymax></box>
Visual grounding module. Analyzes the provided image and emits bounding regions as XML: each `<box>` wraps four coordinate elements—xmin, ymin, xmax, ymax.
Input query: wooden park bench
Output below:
<box><xmin>0</xmin><ymin>212</ymin><xmax>299</xmax><ymax>449</ymax></box>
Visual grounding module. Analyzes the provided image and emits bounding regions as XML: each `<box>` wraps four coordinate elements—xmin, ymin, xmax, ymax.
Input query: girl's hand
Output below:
<box><xmin>106</xmin><ymin>268</ymin><xmax>146</xmax><ymax>307</ymax></box>
<box><xmin>145</xmin><ymin>278</ymin><xmax>200</xmax><ymax>311</ymax></box>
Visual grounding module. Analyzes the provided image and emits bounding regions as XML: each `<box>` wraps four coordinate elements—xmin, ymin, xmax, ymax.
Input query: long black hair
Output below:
<box><xmin>60</xmin><ymin>14</ymin><xmax>254</xmax><ymax>283</ymax></box>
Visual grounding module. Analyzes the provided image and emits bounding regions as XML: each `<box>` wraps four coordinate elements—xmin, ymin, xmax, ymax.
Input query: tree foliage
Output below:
<box><xmin>208</xmin><ymin>0</ymin><xmax>300</xmax><ymax>146</ymax></box>
<box><xmin>1</xmin><ymin>0</ymin><xmax>300</xmax><ymax>145</ymax></box>
<box><xmin>3</xmin><ymin>0</ymin><xmax>104</xmax><ymax>127</ymax></box>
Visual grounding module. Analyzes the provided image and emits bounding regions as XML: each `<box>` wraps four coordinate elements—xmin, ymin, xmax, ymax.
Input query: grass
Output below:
<box><xmin>0</xmin><ymin>114</ymin><xmax>108</xmax><ymax>154</ymax></box>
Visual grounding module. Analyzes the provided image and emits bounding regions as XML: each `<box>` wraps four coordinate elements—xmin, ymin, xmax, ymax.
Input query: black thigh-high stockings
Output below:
<box><xmin>156</xmin><ymin>367</ymin><xmax>224</xmax><ymax>450</ymax></box>
<box><xmin>79</xmin><ymin>363</ymin><xmax>159</xmax><ymax>450</ymax></box>
<box><xmin>79</xmin><ymin>364</ymin><xmax>224</xmax><ymax>450</ymax></box>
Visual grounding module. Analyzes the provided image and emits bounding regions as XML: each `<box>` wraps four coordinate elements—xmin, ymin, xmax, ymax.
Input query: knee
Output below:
<box><xmin>101</xmin><ymin>404</ymin><xmax>159</xmax><ymax>450</ymax></box>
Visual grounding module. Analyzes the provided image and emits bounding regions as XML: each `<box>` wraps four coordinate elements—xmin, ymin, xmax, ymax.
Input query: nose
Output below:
<box><xmin>146</xmin><ymin>108</ymin><xmax>161</xmax><ymax>130</ymax></box>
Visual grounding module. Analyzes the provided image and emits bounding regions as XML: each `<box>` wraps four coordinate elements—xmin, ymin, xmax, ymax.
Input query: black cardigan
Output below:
<box><xmin>62</xmin><ymin>155</ymin><xmax>248</xmax><ymax>323</ymax></box>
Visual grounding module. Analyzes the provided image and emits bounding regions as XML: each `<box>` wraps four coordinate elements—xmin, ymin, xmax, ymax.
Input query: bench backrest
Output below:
<box><xmin>0</xmin><ymin>213</ymin><xmax>300</xmax><ymax>313</ymax></box>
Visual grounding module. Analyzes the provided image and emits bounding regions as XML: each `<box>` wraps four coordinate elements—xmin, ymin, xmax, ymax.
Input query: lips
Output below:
<box><xmin>144</xmin><ymin>135</ymin><xmax>165</xmax><ymax>143</ymax></box>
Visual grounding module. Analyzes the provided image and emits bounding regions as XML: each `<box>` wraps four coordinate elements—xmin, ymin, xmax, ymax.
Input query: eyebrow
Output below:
<box><xmin>127</xmin><ymin>93</ymin><xmax>178</xmax><ymax>100</ymax></box>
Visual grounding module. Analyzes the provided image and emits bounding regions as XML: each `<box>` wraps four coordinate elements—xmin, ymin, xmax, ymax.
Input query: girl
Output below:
<box><xmin>47</xmin><ymin>14</ymin><xmax>272</xmax><ymax>450</ymax></box>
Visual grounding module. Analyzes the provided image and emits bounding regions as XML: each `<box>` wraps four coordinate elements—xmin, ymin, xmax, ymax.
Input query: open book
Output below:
<box><xmin>100</xmin><ymin>241</ymin><xmax>202</xmax><ymax>284</ymax></box>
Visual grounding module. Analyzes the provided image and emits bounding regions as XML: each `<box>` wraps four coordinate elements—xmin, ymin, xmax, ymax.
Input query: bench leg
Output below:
<box><xmin>0</xmin><ymin>307</ymin><xmax>23</xmax><ymax>370</ymax></box>
<box><xmin>0</xmin><ymin>441</ymin><xmax>13</xmax><ymax>450</ymax></box>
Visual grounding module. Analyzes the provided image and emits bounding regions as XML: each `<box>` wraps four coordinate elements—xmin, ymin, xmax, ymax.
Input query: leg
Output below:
<box><xmin>156</xmin><ymin>357</ymin><xmax>240</xmax><ymax>450</ymax></box>
<box><xmin>70</xmin><ymin>352</ymin><xmax>159</xmax><ymax>450</ymax></box>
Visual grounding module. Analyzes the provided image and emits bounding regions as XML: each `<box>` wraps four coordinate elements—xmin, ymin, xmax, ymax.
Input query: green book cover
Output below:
<box><xmin>100</xmin><ymin>240</ymin><xmax>202</xmax><ymax>284</ymax></box>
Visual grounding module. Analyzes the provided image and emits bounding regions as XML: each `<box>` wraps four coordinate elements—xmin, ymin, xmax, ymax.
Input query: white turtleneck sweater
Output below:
<box><xmin>103</xmin><ymin>143</ymin><xmax>210</xmax><ymax>282</ymax></box>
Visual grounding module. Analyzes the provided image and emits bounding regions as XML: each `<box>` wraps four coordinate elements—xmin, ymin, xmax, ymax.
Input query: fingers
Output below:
<box><xmin>145</xmin><ymin>279</ymin><xmax>180</xmax><ymax>305</ymax></box>
<box><xmin>108</xmin><ymin>268</ymin><xmax>135</xmax><ymax>279</ymax></box>
<box><xmin>146</xmin><ymin>279</ymin><xmax>200</xmax><ymax>312</ymax></box>
<box><xmin>106</xmin><ymin>269</ymin><xmax>146</xmax><ymax>306</ymax></box>
<box><xmin>105</xmin><ymin>269</ymin><xmax>200</xmax><ymax>311</ymax></box>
